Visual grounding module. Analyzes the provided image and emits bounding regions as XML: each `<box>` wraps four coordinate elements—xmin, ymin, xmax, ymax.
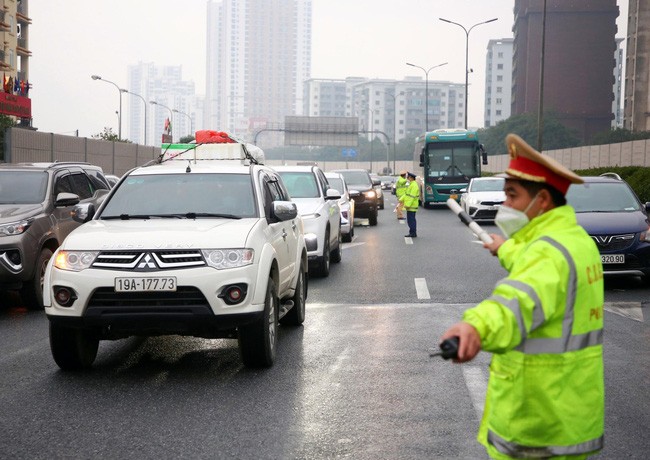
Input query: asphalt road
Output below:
<box><xmin>1</xmin><ymin>197</ymin><xmax>648</xmax><ymax>459</ymax></box>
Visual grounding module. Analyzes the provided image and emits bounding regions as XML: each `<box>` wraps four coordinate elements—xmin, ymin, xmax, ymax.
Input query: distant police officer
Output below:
<box><xmin>401</xmin><ymin>172</ymin><xmax>419</xmax><ymax>237</ymax></box>
<box><xmin>441</xmin><ymin>134</ymin><xmax>604</xmax><ymax>459</ymax></box>
<box><xmin>395</xmin><ymin>170</ymin><xmax>408</xmax><ymax>220</ymax></box>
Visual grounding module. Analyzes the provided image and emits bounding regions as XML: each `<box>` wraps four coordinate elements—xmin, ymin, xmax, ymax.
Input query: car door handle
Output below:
<box><xmin>291</xmin><ymin>222</ymin><xmax>297</xmax><ymax>231</ymax></box>
<box><xmin>282</xmin><ymin>229</ymin><xmax>288</xmax><ymax>240</ymax></box>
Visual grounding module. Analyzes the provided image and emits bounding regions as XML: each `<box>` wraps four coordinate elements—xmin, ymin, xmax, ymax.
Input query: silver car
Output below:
<box><xmin>459</xmin><ymin>177</ymin><xmax>506</xmax><ymax>222</ymax></box>
<box><xmin>325</xmin><ymin>172</ymin><xmax>356</xmax><ymax>242</ymax></box>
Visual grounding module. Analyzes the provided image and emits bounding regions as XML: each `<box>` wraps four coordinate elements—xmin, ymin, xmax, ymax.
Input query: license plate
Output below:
<box><xmin>449</xmin><ymin>194</ymin><xmax>458</xmax><ymax>200</ymax></box>
<box><xmin>601</xmin><ymin>254</ymin><xmax>625</xmax><ymax>264</ymax></box>
<box><xmin>114</xmin><ymin>277</ymin><xmax>177</xmax><ymax>292</ymax></box>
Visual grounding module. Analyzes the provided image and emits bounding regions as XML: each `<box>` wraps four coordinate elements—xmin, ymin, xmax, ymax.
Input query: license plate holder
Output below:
<box><xmin>114</xmin><ymin>277</ymin><xmax>177</xmax><ymax>292</ymax></box>
<box><xmin>601</xmin><ymin>254</ymin><xmax>625</xmax><ymax>264</ymax></box>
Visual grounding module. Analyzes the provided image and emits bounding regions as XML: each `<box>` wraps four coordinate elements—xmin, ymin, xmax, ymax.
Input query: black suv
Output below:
<box><xmin>0</xmin><ymin>162</ymin><xmax>111</xmax><ymax>308</ymax></box>
<box><xmin>332</xmin><ymin>169</ymin><xmax>379</xmax><ymax>226</ymax></box>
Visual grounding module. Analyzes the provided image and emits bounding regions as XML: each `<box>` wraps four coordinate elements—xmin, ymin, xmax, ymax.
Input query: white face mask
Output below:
<box><xmin>495</xmin><ymin>194</ymin><xmax>540</xmax><ymax>238</ymax></box>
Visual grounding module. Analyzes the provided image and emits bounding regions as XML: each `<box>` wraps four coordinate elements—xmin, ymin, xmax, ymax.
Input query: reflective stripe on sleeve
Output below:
<box><xmin>497</xmin><ymin>279</ymin><xmax>546</xmax><ymax>331</ymax></box>
<box><xmin>488</xmin><ymin>294</ymin><xmax>527</xmax><ymax>341</ymax></box>
<box><xmin>488</xmin><ymin>430</ymin><xmax>604</xmax><ymax>457</ymax></box>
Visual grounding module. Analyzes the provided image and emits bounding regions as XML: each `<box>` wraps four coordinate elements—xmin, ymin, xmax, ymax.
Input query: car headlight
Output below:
<box><xmin>468</xmin><ymin>197</ymin><xmax>481</xmax><ymax>206</ymax></box>
<box><xmin>0</xmin><ymin>219</ymin><xmax>33</xmax><ymax>237</ymax></box>
<box><xmin>54</xmin><ymin>250</ymin><xmax>99</xmax><ymax>271</ymax></box>
<box><xmin>301</xmin><ymin>213</ymin><xmax>321</xmax><ymax>220</ymax></box>
<box><xmin>202</xmin><ymin>249</ymin><xmax>254</xmax><ymax>269</ymax></box>
<box><xmin>364</xmin><ymin>190</ymin><xmax>376</xmax><ymax>199</ymax></box>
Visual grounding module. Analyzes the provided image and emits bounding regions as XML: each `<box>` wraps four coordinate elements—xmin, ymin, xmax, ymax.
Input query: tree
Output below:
<box><xmin>590</xmin><ymin>127</ymin><xmax>650</xmax><ymax>145</ymax></box>
<box><xmin>179</xmin><ymin>135</ymin><xmax>195</xmax><ymax>143</ymax></box>
<box><xmin>0</xmin><ymin>114</ymin><xmax>17</xmax><ymax>162</ymax></box>
<box><xmin>477</xmin><ymin>111</ymin><xmax>581</xmax><ymax>155</ymax></box>
<box><xmin>91</xmin><ymin>127</ymin><xmax>131</xmax><ymax>143</ymax></box>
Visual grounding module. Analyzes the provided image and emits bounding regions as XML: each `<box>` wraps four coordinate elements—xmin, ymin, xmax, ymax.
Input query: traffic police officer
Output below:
<box><xmin>441</xmin><ymin>134</ymin><xmax>604</xmax><ymax>459</ymax></box>
<box><xmin>395</xmin><ymin>170</ymin><xmax>408</xmax><ymax>220</ymax></box>
<box><xmin>401</xmin><ymin>172</ymin><xmax>419</xmax><ymax>237</ymax></box>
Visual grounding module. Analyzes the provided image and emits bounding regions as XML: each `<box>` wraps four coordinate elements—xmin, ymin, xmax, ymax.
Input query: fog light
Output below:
<box><xmin>218</xmin><ymin>283</ymin><xmax>247</xmax><ymax>305</ymax></box>
<box><xmin>53</xmin><ymin>286</ymin><xmax>77</xmax><ymax>307</ymax></box>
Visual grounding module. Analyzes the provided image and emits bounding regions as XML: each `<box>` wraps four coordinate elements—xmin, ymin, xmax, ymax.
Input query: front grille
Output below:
<box><xmin>474</xmin><ymin>209</ymin><xmax>498</xmax><ymax>219</ymax></box>
<box><xmin>481</xmin><ymin>201</ymin><xmax>504</xmax><ymax>206</ymax></box>
<box><xmin>591</xmin><ymin>234</ymin><xmax>635</xmax><ymax>252</ymax></box>
<box><xmin>92</xmin><ymin>250</ymin><xmax>205</xmax><ymax>271</ymax></box>
<box><xmin>87</xmin><ymin>286</ymin><xmax>208</xmax><ymax>309</ymax></box>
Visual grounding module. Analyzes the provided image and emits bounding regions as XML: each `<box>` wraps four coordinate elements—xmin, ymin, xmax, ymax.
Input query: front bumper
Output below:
<box><xmin>0</xmin><ymin>232</ymin><xmax>40</xmax><ymax>288</ymax></box>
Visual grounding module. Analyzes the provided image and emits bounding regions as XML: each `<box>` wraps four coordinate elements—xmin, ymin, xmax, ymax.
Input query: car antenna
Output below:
<box><xmin>186</xmin><ymin>160</ymin><xmax>191</xmax><ymax>173</ymax></box>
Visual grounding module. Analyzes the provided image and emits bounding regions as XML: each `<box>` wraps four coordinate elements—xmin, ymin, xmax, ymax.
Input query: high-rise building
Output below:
<box><xmin>512</xmin><ymin>0</ymin><xmax>619</xmax><ymax>144</ymax></box>
<box><xmin>0</xmin><ymin>0</ymin><xmax>32</xmax><ymax>128</ymax></box>
<box><xmin>613</xmin><ymin>37</ymin><xmax>624</xmax><ymax>128</ymax></box>
<box><xmin>624</xmin><ymin>1</ymin><xmax>650</xmax><ymax>131</ymax></box>
<box><xmin>127</xmin><ymin>62</ymin><xmax>197</xmax><ymax>145</ymax></box>
<box><xmin>484</xmin><ymin>38</ymin><xmax>513</xmax><ymax>128</ymax></box>
<box><xmin>206</xmin><ymin>0</ymin><xmax>312</xmax><ymax>146</ymax></box>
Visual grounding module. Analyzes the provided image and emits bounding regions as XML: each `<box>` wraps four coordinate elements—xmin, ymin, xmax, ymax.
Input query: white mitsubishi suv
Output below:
<box><xmin>43</xmin><ymin>138</ymin><xmax>308</xmax><ymax>370</ymax></box>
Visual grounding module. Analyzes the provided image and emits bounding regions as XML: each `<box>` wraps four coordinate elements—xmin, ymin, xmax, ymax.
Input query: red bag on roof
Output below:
<box><xmin>195</xmin><ymin>130</ymin><xmax>236</xmax><ymax>144</ymax></box>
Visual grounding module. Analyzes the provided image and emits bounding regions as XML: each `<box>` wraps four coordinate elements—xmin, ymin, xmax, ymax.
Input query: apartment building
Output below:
<box><xmin>484</xmin><ymin>38</ymin><xmax>513</xmax><ymax>128</ymax></box>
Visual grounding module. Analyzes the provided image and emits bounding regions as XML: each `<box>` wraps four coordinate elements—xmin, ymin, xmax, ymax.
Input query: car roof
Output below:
<box><xmin>272</xmin><ymin>165</ymin><xmax>318</xmax><ymax>173</ymax></box>
<box><xmin>128</xmin><ymin>161</ymin><xmax>260</xmax><ymax>176</ymax></box>
<box><xmin>578</xmin><ymin>175</ymin><xmax>625</xmax><ymax>184</ymax></box>
<box><xmin>0</xmin><ymin>162</ymin><xmax>99</xmax><ymax>172</ymax></box>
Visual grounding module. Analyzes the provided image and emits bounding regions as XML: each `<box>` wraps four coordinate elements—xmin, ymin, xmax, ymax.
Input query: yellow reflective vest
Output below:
<box><xmin>401</xmin><ymin>180</ymin><xmax>419</xmax><ymax>211</ymax></box>
<box><xmin>462</xmin><ymin>205</ymin><xmax>604</xmax><ymax>459</ymax></box>
<box><xmin>395</xmin><ymin>176</ymin><xmax>408</xmax><ymax>199</ymax></box>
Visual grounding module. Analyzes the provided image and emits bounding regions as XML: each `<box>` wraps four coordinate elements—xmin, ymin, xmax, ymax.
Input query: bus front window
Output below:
<box><xmin>426</xmin><ymin>142</ymin><xmax>480</xmax><ymax>178</ymax></box>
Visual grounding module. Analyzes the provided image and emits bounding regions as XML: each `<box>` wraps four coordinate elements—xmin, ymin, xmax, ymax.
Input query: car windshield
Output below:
<box><xmin>0</xmin><ymin>171</ymin><xmax>48</xmax><ymax>204</ymax></box>
<box><xmin>278</xmin><ymin>172</ymin><xmax>319</xmax><ymax>198</ymax></box>
<box><xmin>566</xmin><ymin>181</ymin><xmax>642</xmax><ymax>213</ymax></box>
<box><xmin>327</xmin><ymin>177</ymin><xmax>344</xmax><ymax>193</ymax></box>
<box><xmin>470</xmin><ymin>178</ymin><xmax>504</xmax><ymax>192</ymax></box>
<box><xmin>337</xmin><ymin>171</ymin><xmax>371</xmax><ymax>187</ymax></box>
<box><xmin>100</xmin><ymin>173</ymin><xmax>257</xmax><ymax>218</ymax></box>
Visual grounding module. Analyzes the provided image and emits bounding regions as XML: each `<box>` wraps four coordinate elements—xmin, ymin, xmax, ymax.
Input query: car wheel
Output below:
<box><xmin>49</xmin><ymin>323</ymin><xmax>99</xmax><ymax>371</ymax></box>
<box><xmin>238</xmin><ymin>277</ymin><xmax>278</xmax><ymax>368</ymax></box>
<box><xmin>379</xmin><ymin>199</ymin><xmax>384</xmax><ymax>210</ymax></box>
<box><xmin>315</xmin><ymin>231</ymin><xmax>330</xmax><ymax>277</ymax></box>
<box><xmin>331</xmin><ymin>229</ymin><xmax>342</xmax><ymax>263</ymax></box>
<box><xmin>280</xmin><ymin>265</ymin><xmax>306</xmax><ymax>326</ymax></box>
<box><xmin>21</xmin><ymin>247</ymin><xmax>53</xmax><ymax>310</ymax></box>
<box><xmin>342</xmin><ymin>230</ymin><xmax>352</xmax><ymax>243</ymax></box>
<box><xmin>369</xmin><ymin>211</ymin><xmax>378</xmax><ymax>226</ymax></box>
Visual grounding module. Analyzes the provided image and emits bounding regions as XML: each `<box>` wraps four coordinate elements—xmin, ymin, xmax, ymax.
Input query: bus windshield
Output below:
<box><xmin>426</xmin><ymin>141</ymin><xmax>479</xmax><ymax>178</ymax></box>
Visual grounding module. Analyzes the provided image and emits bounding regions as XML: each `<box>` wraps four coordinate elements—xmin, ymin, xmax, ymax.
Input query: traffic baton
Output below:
<box><xmin>446</xmin><ymin>198</ymin><xmax>494</xmax><ymax>245</ymax></box>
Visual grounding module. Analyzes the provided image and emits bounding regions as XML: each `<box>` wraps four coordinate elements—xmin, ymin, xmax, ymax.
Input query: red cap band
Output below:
<box><xmin>507</xmin><ymin>156</ymin><xmax>571</xmax><ymax>194</ymax></box>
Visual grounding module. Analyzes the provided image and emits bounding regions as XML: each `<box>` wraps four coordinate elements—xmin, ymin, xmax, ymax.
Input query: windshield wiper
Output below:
<box><xmin>184</xmin><ymin>212</ymin><xmax>241</xmax><ymax>220</ymax></box>
<box><xmin>101</xmin><ymin>214</ymin><xmax>184</xmax><ymax>220</ymax></box>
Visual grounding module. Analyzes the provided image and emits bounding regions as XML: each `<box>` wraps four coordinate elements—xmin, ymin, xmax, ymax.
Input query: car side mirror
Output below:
<box><xmin>326</xmin><ymin>189</ymin><xmax>341</xmax><ymax>200</ymax></box>
<box><xmin>72</xmin><ymin>203</ymin><xmax>95</xmax><ymax>223</ymax></box>
<box><xmin>270</xmin><ymin>201</ymin><xmax>298</xmax><ymax>222</ymax></box>
<box><xmin>645</xmin><ymin>202</ymin><xmax>650</xmax><ymax>213</ymax></box>
<box><xmin>479</xmin><ymin>143</ymin><xmax>488</xmax><ymax>165</ymax></box>
<box><xmin>54</xmin><ymin>192</ymin><xmax>81</xmax><ymax>207</ymax></box>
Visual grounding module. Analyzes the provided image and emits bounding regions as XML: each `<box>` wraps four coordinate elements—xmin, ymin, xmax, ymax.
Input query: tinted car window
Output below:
<box><xmin>566</xmin><ymin>182</ymin><xmax>642</xmax><ymax>213</ymax></box>
<box><xmin>69</xmin><ymin>173</ymin><xmax>94</xmax><ymax>200</ymax></box>
<box><xmin>278</xmin><ymin>172</ymin><xmax>320</xmax><ymax>198</ymax></box>
<box><xmin>470</xmin><ymin>178</ymin><xmax>504</xmax><ymax>192</ymax></box>
<box><xmin>54</xmin><ymin>174</ymin><xmax>74</xmax><ymax>195</ymax></box>
<box><xmin>0</xmin><ymin>171</ymin><xmax>48</xmax><ymax>204</ymax></box>
<box><xmin>101</xmin><ymin>173</ymin><xmax>257</xmax><ymax>218</ymax></box>
<box><xmin>86</xmin><ymin>169</ymin><xmax>111</xmax><ymax>190</ymax></box>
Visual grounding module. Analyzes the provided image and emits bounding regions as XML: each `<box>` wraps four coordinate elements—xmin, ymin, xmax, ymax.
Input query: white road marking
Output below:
<box><xmin>414</xmin><ymin>278</ymin><xmax>430</xmax><ymax>299</ymax></box>
<box><xmin>605</xmin><ymin>302</ymin><xmax>644</xmax><ymax>322</ymax></box>
<box><xmin>462</xmin><ymin>366</ymin><xmax>488</xmax><ymax>419</ymax></box>
<box><xmin>343</xmin><ymin>242</ymin><xmax>365</xmax><ymax>249</ymax></box>
<box><xmin>405</xmin><ymin>236</ymin><xmax>413</xmax><ymax>244</ymax></box>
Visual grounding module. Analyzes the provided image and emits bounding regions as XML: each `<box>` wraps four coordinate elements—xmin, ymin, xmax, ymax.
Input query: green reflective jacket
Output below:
<box><xmin>395</xmin><ymin>176</ymin><xmax>408</xmax><ymax>199</ymax></box>
<box><xmin>400</xmin><ymin>180</ymin><xmax>419</xmax><ymax>211</ymax></box>
<box><xmin>463</xmin><ymin>205</ymin><xmax>604</xmax><ymax>459</ymax></box>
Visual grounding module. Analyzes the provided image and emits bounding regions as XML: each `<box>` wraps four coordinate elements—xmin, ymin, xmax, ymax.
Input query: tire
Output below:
<box><xmin>49</xmin><ymin>323</ymin><xmax>99</xmax><ymax>371</ymax></box>
<box><xmin>342</xmin><ymin>231</ymin><xmax>352</xmax><ymax>243</ymax></box>
<box><xmin>239</xmin><ymin>277</ymin><xmax>278</xmax><ymax>368</ymax></box>
<box><xmin>379</xmin><ymin>199</ymin><xmax>384</xmax><ymax>210</ymax></box>
<box><xmin>280</xmin><ymin>265</ymin><xmax>306</xmax><ymax>326</ymax></box>
<box><xmin>21</xmin><ymin>247</ymin><xmax>53</xmax><ymax>310</ymax></box>
<box><xmin>315</xmin><ymin>231</ymin><xmax>330</xmax><ymax>277</ymax></box>
<box><xmin>331</xmin><ymin>230</ymin><xmax>342</xmax><ymax>264</ymax></box>
<box><xmin>369</xmin><ymin>211</ymin><xmax>378</xmax><ymax>226</ymax></box>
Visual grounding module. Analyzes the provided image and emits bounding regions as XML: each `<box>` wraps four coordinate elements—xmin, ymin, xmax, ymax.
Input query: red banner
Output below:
<box><xmin>0</xmin><ymin>92</ymin><xmax>31</xmax><ymax>118</ymax></box>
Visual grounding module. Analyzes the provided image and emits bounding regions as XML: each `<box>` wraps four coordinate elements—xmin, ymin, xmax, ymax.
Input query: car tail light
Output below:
<box><xmin>219</xmin><ymin>283</ymin><xmax>248</xmax><ymax>305</ymax></box>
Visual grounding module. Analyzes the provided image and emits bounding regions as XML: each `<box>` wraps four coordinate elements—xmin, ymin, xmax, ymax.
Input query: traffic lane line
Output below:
<box><xmin>415</xmin><ymin>278</ymin><xmax>430</xmax><ymax>299</ymax></box>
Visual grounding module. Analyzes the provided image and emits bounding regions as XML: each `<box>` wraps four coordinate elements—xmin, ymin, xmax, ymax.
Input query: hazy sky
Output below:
<box><xmin>29</xmin><ymin>0</ymin><xmax>629</xmax><ymax>140</ymax></box>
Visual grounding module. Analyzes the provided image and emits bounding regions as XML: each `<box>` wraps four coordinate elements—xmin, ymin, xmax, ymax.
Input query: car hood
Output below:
<box><xmin>468</xmin><ymin>191</ymin><xmax>505</xmax><ymax>202</ymax></box>
<box><xmin>292</xmin><ymin>198</ymin><xmax>324</xmax><ymax>215</ymax></box>
<box><xmin>575</xmin><ymin>211</ymin><xmax>648</xmax><ymax>234</ymax></box>
<box><xmin>347</xmin><ymin>184</ymin><xmax>372</xmax><ymax>192</ymax></box>
<box><xmin>59</xmin><ymin>218</ymin><xmax>258</xmax><ymax>250</ymax></box>
<box><xmin>0</xmin><ymin>204</ymin><xmax>43</xmax><ymax>222</ymax></box>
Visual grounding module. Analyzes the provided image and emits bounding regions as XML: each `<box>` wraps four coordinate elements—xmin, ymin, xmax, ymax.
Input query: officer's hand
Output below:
<box><xmin>440</xmin><ymin>322</ymin><xmax>481</xmax><ymax>363</ymax></box>
<box><xmin>484</xmin><ymin>233</ymin><xmax>505</xmax><ymax>256</ymax></box>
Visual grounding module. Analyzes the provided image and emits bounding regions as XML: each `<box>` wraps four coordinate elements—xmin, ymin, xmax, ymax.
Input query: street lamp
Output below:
<box><xmin>405</xmin><ymin>62</ymin><xmax>448</xmax><ymax>132</ymax></box>
<box><xmin>173</xmin><ymin>109</ymin><xmax>193</xmax><ymax>138</ymax></box>
<box><xmin>121</xmin><ymin>89</ymin><xmax>147</xmax><ymax>146</ymax></box>
<box><xmin>439</xmin><ymin>17</ymin><xmax>498</xmax><ymax>129</ymax></box>
<box><xmin>91</xmin><ymin>75</ymin><xmax>123</xmax><ymax>139</ymax></box>
<box><xmin>149</xmin><ymin>100</ymin><xmax>173</xmax><ymax>141</ymax></box>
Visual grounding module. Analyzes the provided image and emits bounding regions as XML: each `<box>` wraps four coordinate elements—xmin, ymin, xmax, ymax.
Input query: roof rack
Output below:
<box><xmin>154</xmin><ymin>131</ymin><xmax>265</xmax><ymax>165</ymax></box>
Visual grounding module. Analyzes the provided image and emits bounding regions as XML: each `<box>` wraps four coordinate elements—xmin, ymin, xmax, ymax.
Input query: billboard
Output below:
<box><xmin>284</xmin><ymin>116</ymin><xmax>358</xmax><ymax>147</ymax></box>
